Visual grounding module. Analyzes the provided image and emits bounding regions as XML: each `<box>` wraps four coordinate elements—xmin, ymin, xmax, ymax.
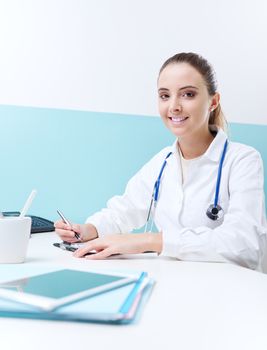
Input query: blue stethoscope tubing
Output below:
<box><xmin>145</xmin><ymin>139</ymin><xmax>228</xmax><ymax>231</ymax></box>
<box><xmin>214</xmin><ymin>139</ymin><xmax>228</xmax><ymax>208</ymax></box>
<box><xmin>145</xmin><ymin>151</ymin><xmax>172</xmax><ymax>232</ymax></box>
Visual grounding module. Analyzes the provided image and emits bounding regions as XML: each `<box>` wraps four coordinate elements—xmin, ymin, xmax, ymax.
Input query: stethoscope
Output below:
<box><xmin>144</xmin><ymin>139</ymin><xmax>228</xmax><ymax>232</ymax></box>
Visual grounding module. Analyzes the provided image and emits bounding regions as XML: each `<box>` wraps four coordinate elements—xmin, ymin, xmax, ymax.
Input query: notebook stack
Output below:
<box><xmin>0</xmin><ymin>266</ymin><xmax>154</xmax><ymax>324</ymax></box>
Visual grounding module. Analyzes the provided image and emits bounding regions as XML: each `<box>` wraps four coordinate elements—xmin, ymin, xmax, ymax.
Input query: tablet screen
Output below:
<box><xmin>2</xmin><ymin>269</ymin><xmax>126</xmax><ymax>299</ymax></box>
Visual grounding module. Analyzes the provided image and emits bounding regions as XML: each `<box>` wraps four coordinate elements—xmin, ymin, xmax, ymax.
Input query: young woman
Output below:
<box><xmin>55</xmin><ymin>52</ymin><xmax>266</xmax><ymax>270</ymax></box>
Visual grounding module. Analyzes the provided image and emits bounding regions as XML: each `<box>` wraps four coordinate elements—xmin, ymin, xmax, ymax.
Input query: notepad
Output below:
<box><xmin>0</xmin><ymin>269</ymin><xmax>137</xmax><ymax>311</ymax></box>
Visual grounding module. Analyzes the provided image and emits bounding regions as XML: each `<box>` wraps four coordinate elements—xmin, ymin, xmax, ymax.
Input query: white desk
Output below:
<box><xmin>1</xmin><ymin>232</ymin><xmax>267</xmax><ymax>350</ymax></box>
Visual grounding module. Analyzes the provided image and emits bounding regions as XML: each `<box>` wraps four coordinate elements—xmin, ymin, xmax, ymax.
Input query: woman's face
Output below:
<box><xmin>157</xmin><ymin>62</ymin><xmax>219</xmax><ymax>139</ymax></box>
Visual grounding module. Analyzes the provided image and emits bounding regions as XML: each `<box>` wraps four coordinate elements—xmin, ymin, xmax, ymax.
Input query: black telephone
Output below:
<box><xmin>2</xmin><ymin>211</ymin><xmax>55</xmax><ymax>234</ymax></box>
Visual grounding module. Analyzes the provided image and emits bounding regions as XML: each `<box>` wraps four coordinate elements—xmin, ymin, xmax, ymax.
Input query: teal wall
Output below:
<box><xmin>0</xmin><ymin>105</ymin><xmax>266</xmax><ymax>223</ymax></box>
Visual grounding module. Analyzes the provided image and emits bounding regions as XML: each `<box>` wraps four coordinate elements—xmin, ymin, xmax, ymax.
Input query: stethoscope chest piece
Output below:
<box><xmin>206</xmin><ymin>204</ymin><xmax>224</xmax><ymax>221</ymax></box>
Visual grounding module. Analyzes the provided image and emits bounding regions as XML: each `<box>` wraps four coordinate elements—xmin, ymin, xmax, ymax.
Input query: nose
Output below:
<box><xmin>169</xmin><ymin>97</ymin><xmax>182</xmax><ymax>114</ymax></box>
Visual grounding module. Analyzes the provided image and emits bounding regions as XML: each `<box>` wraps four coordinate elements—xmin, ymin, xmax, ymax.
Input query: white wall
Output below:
<box><xmin>0</xmin><ymin>0</ymin><xmax>266</xmax><ymax>125</ymax></box>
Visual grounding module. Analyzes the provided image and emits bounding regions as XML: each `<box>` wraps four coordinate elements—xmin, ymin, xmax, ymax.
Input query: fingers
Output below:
<box><xmin>54</xmin><ymin>220</ymin><xmax>98</xmax><ymax>245</ymax></box>
<box><xmin>73</xmin><ymin>239</ymin><xmax>115</xmax><ymax>260</ymax></box>
<box><xmin>54</xmin><ymin>220</ymin><xmax>71</xmax><ymax>230</ymax></box>
<box><xmin>85</xmin><ymin>247</ymin><xmax>115</xmax><ymax>260</ymax></box>
<box><xmin>73</xmin><ymin>241</ymin><xmax>100</xmax><ymax>257</ymax></box>
<box><xmin>71</xmin><ymin>223</ymin><xmax>82</xmax><ymax>233</ymax></box>
<box><xmin>55</xmin><ymin>229</ymin><xmax>78</xmax><ymax>243</ymax></box>
<box><xmin>54</xmin><ymin>220</ymin><xmax>80</xmax><ymax>243</ymax></box>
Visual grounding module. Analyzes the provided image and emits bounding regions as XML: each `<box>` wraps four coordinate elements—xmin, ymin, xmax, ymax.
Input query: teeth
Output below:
<box><xmin>171</xmin><ymin>116</ymin><xmax>187</xmax><ymax>122</ymax></box>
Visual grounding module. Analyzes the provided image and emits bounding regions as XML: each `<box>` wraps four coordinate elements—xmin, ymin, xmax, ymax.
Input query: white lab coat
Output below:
<box><xmin>86</xmin><ymin>128</ymin><xmax>267</xmax><ymax>270</ymax></box>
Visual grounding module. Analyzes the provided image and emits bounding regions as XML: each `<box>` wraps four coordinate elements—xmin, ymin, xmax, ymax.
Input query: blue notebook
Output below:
<box><xmin>0</xmin><ymin>265</ymin><xmax>154</xmax><ymax>323</ymax></box>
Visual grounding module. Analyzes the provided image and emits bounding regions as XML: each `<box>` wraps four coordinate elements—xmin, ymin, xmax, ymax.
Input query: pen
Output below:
<box><xmin>57</xmin><ymin>209</ymin><xmax>81</xmax><ymax>241</ymax></box>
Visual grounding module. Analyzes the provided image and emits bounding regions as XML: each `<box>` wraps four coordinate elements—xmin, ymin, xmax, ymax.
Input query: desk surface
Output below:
<box><xmin>1</xmin><ymin>232</ymin><xmax>267</xmax><ymax>350</ymax></box>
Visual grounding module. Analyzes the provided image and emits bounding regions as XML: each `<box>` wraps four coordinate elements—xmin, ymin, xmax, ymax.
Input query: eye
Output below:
<box><xmin>159</xmin><ymin>94</ymin><xmax>169</xmax><ymax>101</ymax></box>
<box><xmin>181</xmin><ymin>91</ymin><xmax>196</xmax><ymax>98</ymax></box>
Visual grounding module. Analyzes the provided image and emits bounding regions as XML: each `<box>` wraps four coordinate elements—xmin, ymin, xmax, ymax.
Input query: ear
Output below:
<box><xmin>210</xmin><ymin>92</ymin><xmax>220</xmax><ymax>112</ymax></box>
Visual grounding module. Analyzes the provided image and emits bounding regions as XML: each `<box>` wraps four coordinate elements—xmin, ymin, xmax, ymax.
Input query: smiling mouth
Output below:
<box><xmin>169</xmin><ymin>116</ymin><xmax>189</xmax><ymax>124</ymax></box>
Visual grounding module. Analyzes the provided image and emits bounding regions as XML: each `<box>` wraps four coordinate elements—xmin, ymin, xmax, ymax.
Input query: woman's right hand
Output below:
<box><xmin>54</xmin><ymin>221</ymin><xmax>98</xmax><ymax>243</ymax></box>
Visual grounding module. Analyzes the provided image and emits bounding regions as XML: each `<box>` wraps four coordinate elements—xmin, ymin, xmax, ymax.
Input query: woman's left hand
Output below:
<box><xmin>73</xmin><ymin>233</ymin><xmax>162</xmax><ymax>260</ymax></box>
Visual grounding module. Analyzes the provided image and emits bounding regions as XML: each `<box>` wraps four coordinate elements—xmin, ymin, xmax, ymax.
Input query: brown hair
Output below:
<box><xmin>159</xmin><ymin>52</ymin><xmax>227</xmax><ymax>131</ymax></box>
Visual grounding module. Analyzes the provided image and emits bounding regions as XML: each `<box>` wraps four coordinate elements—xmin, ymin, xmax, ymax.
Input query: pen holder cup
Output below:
<box><xmin>0</xmin><ymin>217</ymin><xmax>31</xmax><ymax>263</ymax></box>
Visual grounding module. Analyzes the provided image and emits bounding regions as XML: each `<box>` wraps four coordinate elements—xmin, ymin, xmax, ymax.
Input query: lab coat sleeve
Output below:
<box><xmin>85</xmin><ymin>155</ymin><xmax>159</xmax><ymax>236</ymax></box>
<box><xmin>161</xmin><ymin>148</ymin><xmax>267</xmax><ymax>270</ymax></box>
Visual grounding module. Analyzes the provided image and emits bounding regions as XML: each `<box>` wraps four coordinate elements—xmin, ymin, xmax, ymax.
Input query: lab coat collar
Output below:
<box><xmin>171</xmin><ymin>127</ymin><xmax>228</xmax><ymax>163</ymax></box>
<box><xmin>204</xmin><ymin>127</ymin><xmax>228</xmax><ymax>162</ymax></box>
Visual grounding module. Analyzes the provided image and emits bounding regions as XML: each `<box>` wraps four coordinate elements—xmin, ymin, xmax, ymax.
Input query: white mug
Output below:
<box><xmin>0</xmin><ymin>217</ymin><xmax>31</xmax><ymax>263</ymax></box>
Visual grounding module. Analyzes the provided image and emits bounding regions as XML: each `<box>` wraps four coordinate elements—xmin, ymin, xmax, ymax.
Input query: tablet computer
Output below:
<box><xmin>0</xmin><ymin>269</ymin><xmax>137</xmax><ymax>311</ymax></box>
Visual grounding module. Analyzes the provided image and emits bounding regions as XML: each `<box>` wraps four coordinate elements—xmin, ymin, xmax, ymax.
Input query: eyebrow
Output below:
<box><xmin>158</xmin><ymin>85</ymin><xmax>199</xmax><ymax>92</ymax></box>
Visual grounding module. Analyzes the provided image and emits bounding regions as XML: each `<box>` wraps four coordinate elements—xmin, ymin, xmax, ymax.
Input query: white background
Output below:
<box><xmin>0</xmin><ymin>0</ymin><xmax>266</xmax><ymax>124</ymax></box>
